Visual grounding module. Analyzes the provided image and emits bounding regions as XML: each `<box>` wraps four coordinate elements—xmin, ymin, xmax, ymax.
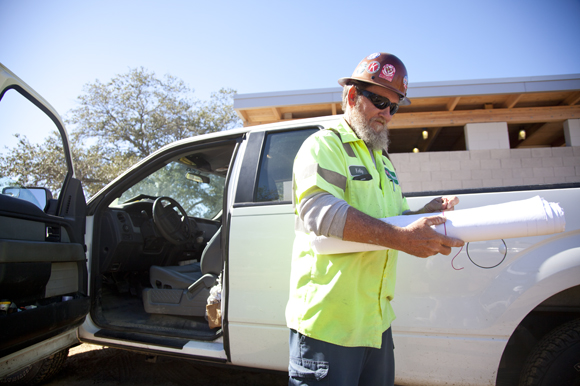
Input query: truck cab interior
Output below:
<box><xmin>90</xmin><ymin>140</ymin><xmax>238</xmax><ymax>342</ymax></box>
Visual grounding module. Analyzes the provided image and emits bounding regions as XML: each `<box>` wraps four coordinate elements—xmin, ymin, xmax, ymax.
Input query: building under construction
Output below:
<box><xmin>234</xmin><ymin>74</ymin><xmax>580</xmax><ymax>193</ymax></box>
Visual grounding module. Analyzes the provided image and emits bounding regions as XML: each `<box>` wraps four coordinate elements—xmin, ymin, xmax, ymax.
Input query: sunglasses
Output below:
<box><xmin>356</xmin><ymin>87</ymin><xmax>399</xmax><ymax>115</ymax></box>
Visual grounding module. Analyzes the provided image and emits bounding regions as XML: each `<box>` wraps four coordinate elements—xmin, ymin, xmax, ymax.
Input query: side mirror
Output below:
<box><xmin>2</xmin><ymin>187</ymin><xmax>53</xmax><ymax>211</ymax></box>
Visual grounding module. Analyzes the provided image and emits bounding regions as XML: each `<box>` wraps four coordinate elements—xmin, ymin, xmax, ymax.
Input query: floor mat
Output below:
<box><xmin>99</xmin><ymin>291</ymin><xmax>218</xmax><ymax>340</ymax></box>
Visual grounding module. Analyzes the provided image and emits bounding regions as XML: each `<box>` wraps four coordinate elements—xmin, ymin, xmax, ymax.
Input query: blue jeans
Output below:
<box><xmin>288</xmin><ymin>328</ymin><xmax>395</xmax><ymax>386</ymax></box>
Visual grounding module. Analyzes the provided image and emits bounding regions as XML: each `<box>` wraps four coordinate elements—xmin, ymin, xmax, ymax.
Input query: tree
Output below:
<box><xmin>0</xmin><ymin>68</ymin><xmax>242</xmax><ymax>197</ymax></box>
<box><xmin>0</xmin><ymin>132</ymin><xmax>68</xmax><ymax>194</ymax></box>
<box><xmin>0</xmin><ymin>131</ymin><xmax>140</xmax><ymax>197</ymax></box>
<box><xmin>67</xmin><ymin>67</ymin><xmax>241</xmax><ymax>159</ymax></box>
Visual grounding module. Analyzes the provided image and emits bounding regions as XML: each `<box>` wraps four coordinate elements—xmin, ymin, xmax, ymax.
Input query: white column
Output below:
<box><xmin>564</xmin><ymin>119</ymin><xmax>580</xmax><ymax>146</ymax></box>
<box><xmin>464</xmin><ymin>122</ymin><xmax>509</xmax><ymax>150</ymax></box>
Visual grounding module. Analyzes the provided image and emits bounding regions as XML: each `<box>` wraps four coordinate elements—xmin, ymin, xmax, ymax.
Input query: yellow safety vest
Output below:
<box><xmin>286</xmin><ymin>119</ymin><xmax>409</xmax><ymax>348</ymax></box>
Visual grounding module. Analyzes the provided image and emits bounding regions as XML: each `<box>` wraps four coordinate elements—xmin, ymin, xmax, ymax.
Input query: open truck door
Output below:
<box><xmin>0</xmin><ymin>64</ymin><xmax>89</xmax><ymax>383</ymax></box>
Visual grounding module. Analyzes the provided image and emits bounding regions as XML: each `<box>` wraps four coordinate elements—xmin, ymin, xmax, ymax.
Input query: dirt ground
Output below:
<box><xmin>45</xmin><ymin>343</ymin><xmax>288</xmax><ymax>386</ymax></box>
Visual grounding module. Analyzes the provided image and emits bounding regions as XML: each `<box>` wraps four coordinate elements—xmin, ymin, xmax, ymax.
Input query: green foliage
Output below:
<box><xmin>0</xmin><ymin>132</ymin><xmax>67</xmax><ymax>194</ymax></box>
<box><xmin>116</xmin><ymin>161</ymin><xmax>225</xmax><ymax>219</ymax></box>
<box><xmin>0</xmin><ymin>132</ymin><xmax>140</xmax><ymax>197</ymax></box>
<box><xmin>0</xmin><ymin>68</ymin><xmax>242</xmax><ymax>198</ymax></box>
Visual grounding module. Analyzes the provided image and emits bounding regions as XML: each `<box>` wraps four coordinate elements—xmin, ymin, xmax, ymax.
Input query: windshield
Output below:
<box><xmin>112</xmin><ymin>157</ymin><xmax>226</xmax><ymax>220</ymax></box>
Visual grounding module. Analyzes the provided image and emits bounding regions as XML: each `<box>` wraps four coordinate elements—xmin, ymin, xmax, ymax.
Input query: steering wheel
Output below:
<box><xmin>152</xmin><ymin>197</ymin><xmax>198</xmax><ymax>245</ymax></box>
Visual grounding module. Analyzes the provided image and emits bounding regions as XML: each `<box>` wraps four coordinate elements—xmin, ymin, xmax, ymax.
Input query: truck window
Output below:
<box><xmin>0</xmin><ymin>88</ymin><xmax>68</xmax><ymax>210</ymax></box>
<box><xmin>255</xmin><ymin>128</ymin><xmax>318</xmax><ymax>202</ymax></box>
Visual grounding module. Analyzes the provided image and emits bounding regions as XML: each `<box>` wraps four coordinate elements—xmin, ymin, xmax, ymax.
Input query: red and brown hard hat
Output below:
<box><xmin>338</xmin><ymin>52</ymin><xmax>411</xmax><ymax>105</ymax></box>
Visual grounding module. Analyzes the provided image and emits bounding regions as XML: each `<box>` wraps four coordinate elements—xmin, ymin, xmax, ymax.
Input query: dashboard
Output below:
<box><xmin>98</xmin><ymin>198</ymin><xmax>220</xmax><ymax>273</ymax></box>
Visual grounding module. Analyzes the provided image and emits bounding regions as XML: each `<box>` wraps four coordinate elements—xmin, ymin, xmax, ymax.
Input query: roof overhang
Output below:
<box><xmin>234</xmin><ymin>74</ymin><xmax>580</xmax><ymax>152</ymax></box>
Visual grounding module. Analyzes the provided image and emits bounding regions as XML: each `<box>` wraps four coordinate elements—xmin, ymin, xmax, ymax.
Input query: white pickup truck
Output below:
<box><xmin>1</xmin><ymin>63</ymin><xmax>579</xmax><ymax>386</ymax></box>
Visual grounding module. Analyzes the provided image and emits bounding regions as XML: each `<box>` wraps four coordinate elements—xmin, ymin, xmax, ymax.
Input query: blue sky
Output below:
<box><xmin>1</xmin><ymin>0</ymin><xmax>580</xmax><ymax>138</ymax></box>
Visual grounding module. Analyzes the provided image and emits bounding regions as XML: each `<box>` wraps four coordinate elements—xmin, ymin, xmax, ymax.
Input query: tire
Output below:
<box><xmin>519</xmin><ymin>318</ymin><xmax>580</xmax><ymax>386</ymax></box>
<box><xmin>0</xmin><ymin>348</ymin><xmax>69</xmax><ymax>385</ymax></box>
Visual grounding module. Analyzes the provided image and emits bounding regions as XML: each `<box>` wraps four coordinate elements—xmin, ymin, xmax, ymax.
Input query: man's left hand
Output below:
<box><xmin>422</xmin><ymin>196</ymin><xmax>459</xmax><ymax>213</ymax></box>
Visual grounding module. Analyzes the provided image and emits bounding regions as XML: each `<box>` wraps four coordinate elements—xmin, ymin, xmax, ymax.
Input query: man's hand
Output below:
<box><xmin>343</xmin><ymin>208</ymin><xmax>465</xmax><ymax>258</ymax></box>
<box><xmin>406</xmin><ymin>196</ymin><xmax>460</xmax><ymax>215</ymax></box>
<box><xmin>427</xmin><ymin>196</ymin><xmax>459</xmax><ymax>212</ymax></box>
<box><xmin>397</xmin><ymin>215</ymin><xmax>464</xmax><ymax>258</ymax></box>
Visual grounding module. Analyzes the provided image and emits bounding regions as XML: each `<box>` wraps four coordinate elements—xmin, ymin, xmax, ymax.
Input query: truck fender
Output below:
<box><xmin>479</xmin><ymin>229</ymin><xmax>580</xmax><ymax>337</ymax></box>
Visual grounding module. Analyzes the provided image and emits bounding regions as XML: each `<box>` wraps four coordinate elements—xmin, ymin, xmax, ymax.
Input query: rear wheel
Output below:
<box><xmin>0</xmin><ymin>348</ymin><xmax>69</xmax><ymax>385</ymax></box>
<box><xmin>519</xmin><ymin>318</ymin><xmax>580</xmax><ymax>386</ymax></box>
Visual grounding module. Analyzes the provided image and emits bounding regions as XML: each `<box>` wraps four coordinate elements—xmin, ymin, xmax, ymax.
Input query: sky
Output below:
<box><xmin>1</xmin><ymin>0</ymin><xmax>580</xmax><ymax>145</ymax></box>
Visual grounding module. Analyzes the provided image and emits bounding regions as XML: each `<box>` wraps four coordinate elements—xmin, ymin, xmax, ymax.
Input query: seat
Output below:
<box><xmin>149</xmin><ymin>262</ymin><xmax>202</xmax><ymax>290</ymax></box>
<box><xmin>142</xmin><ymin>228</ymin><xmax>222</xmax><ymax>317</ymax></box>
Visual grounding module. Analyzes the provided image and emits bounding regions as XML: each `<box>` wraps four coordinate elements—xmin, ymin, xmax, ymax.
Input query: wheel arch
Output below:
<box><xmin>478</xmin><ymin>231</ymin><xmax>580</xmax><ymax>334</ymax></box>
<box><xmin>495</xmin><ymin>284</ymin><xmax>580</xmax><ymax>385</ymax></box>
<box><xmin>472</xmin><ymin>230</ymin><xmax>580</xmax><ymax>385</ymax></box>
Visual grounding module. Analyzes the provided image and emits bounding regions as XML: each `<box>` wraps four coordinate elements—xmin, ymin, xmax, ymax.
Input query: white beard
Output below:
<box><xmin>348</xmin><ymin>103</ymin><xmax>390</xmax><ymax>152</ymax></box>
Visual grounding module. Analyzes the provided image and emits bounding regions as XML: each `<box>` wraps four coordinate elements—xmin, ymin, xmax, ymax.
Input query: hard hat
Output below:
<box><xmin>338</xmin><ymin>52</ymin><xmax>411</xmax><ymax>105</ymax></box>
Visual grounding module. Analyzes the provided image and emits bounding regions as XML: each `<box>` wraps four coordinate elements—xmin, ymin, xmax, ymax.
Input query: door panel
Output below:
<box><xmin>0</xmin><ymin>190</ymin><xmax>90</xmax><ymax>360</ymax></box>
<box><xmin>228</xmin><ymin>126</ymin><xmax>319</xmax><ymax>370</ymax></box>
<box><xmin>0</xmin><ymin>65</ymin><xmax>89</xmax><ymax>368</ymax></box>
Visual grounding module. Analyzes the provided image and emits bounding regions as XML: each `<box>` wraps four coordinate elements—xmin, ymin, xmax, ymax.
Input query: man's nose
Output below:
<box><xmin>378</xmin><ymin>108</ymin><xmax>394</xmax><ymax>121</ymax></box>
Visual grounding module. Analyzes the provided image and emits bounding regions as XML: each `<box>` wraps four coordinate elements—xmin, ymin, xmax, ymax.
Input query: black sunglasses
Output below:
<box><xmin>356</xmin><ymin>87</ymin><xmax>399</xmax><ymax>115</ymax></box>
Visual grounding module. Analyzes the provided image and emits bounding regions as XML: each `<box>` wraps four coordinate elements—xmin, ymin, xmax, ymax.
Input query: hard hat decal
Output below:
<box><xmin>354</xmin><ymin>62</ymin><xmax>367</xmax><ymax>76</ymax></box>
<box><xmin>366</xmin><ymin>61</ymin><xmax>380</xmax><ymax>74</ymax></box>
<box><xmin>337</xmin><ymin>52</ymin><xmax>410</xmax><ymax>105</ymax></box>
<box><xmin>379</xmin><ymin>64</ymin><xmax>396</xmax><ymax>82</ymax></box>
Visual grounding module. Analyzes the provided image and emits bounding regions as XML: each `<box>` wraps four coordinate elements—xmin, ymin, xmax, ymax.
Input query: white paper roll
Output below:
<box><xmin>310</xmin><ymin>196</ymin><xmax>566</xmax><ymax>255</ymax></box>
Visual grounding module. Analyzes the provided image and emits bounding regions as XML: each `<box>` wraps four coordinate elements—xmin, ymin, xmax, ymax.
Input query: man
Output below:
<box><xmin>286</xmin><ymin>52</ymin><xmax>465</xmax><ymax>386</ymax></box>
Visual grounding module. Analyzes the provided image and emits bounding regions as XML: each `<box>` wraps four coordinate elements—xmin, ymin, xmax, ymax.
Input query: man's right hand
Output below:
<box><xmin>343</xmin><ymin>208</ymin><xmax>464</xmax><ymax>258</ymax></box>
<box><xmin>397</xmin><ymin>215</ymin><xmax>464</xmax><ymax>258</ymax></box>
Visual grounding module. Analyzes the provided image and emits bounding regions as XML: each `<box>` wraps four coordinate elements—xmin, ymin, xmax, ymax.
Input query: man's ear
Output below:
<box><xmin>347</xmin><ymin>86</ymin><xmax>357</xmax><ymax>107</ymax></box>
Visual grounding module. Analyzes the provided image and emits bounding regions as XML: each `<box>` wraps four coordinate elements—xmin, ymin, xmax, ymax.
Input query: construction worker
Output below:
<box><xmin>286</xmin><ymin>52</ymin><xmax>464</xmax><ymax>386</ymax></box>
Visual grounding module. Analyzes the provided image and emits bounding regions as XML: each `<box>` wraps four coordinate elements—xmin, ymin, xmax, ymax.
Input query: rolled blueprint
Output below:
<box><xmin>310</xmin><ymin>196</ymin><xmax>566</xmax><ymax>255</ymax></box>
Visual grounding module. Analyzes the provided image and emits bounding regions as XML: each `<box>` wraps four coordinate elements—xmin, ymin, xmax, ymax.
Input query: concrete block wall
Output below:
<box><xmin>564</xmin><ymin>119</ymin><xmax>580</xmax><ymax>146</ymax></box>
<box><xmin>464</xmin><ymin>122</ymin><xmax>510</xmax><ymax>150</ymax></box>
<box><xmin>391</xmin><ymin>146</ymin><xmax>580</xmax><ymax>193</ymax></box>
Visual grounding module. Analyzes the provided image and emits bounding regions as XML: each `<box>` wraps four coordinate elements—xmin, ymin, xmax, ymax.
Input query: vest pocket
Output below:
<box><xmin>348</xmin><ymin>179</ymin><xmax>383</xmax><ymax>217</ymax></box>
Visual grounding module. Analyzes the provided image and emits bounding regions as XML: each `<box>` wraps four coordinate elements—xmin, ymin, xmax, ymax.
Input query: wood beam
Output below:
<box><xmin>388</xmin><ymin>105</ymin><xmax>580</xmax><ymax>129</ymax></box>
<box><xmin>502</xmin><ymin>94</ymin><xmax>523</xmax><ymax>109</ymax></box>
<box><xmin>561</xmin><ymin>91</ymin><xmax>580</xmax><ymax>106</ymax></box>
<box><xmin>551</xmin><ymin>136</ymin><xmax>566</xmax><ymax>147</ymax></box>
<box><xmin>331</xmin><ymin>103</ymin><xmax>337</xmax><ymax>115</ymax></box>
<box><xmin>271</xmin><ymin>107</ymin><xmax>281</xmax><ymax>120</ymax></box>
<box><xmin>517</xmin><ymin>122</ymin><xmax>563</xmax><ymax>148</ymax></box>
<box><xmin>237</xmin><ymin>109</ymin><xmax>250</xmax><ymax>124</ymax></box>
<box><xmin>524</xmin><ymin>122</ymin><xmax>547</xmax><ymax>138</ymax></box>
<box><xmin>446</xmin><ymin>97</ymin><xmax>461</xmax><ymax>111</ymax></box>
<box><xmin>418</xmin><ymin>127</ymin><xmax>442</xmax><ymax>152</ymax></box>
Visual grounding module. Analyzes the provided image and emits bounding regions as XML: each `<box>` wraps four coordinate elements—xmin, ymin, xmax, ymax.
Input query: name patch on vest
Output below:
<box><xmin>349</xmin><ymin>165</ymin><xmax>373</xmax><ymax>181</ymax></box>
